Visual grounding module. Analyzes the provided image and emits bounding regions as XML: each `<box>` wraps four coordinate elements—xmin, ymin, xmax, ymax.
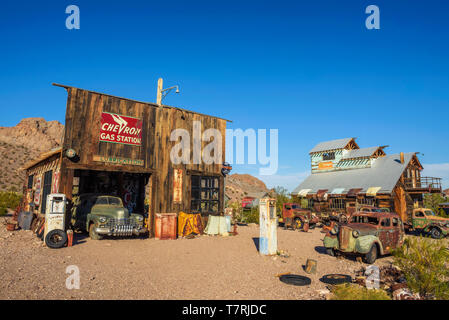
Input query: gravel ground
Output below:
<box><xmin>0</xmin><ymin>221</ymin><xmax>393</xmax><ymax>300</ymax></box>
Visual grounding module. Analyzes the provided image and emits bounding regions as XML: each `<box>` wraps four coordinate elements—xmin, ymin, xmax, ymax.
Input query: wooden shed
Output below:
<box><xmin>22</xmin><ymin>84</ymin><xmax>231</xmax><ymax>236</ymax></box>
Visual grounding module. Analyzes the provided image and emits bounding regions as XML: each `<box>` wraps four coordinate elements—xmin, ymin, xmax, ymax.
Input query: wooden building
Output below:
<box><xmin>22</xmin><ymin>84</ymin><xmax>230</xmax><ymax>235</ymax></box>
<box><xmin>292</xmin><ymin>138</ymin><xmax>442</xmax><ymax>221</ymax></box>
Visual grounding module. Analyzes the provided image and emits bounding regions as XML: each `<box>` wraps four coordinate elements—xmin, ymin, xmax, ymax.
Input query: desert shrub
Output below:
<box><xmin>393</xmin><ymin>236</ymin><xmax>449</xmax><ymax>299</ymax></box>
<box><xmin>242</xmin><ymin>205</ymin><xmax>259</xmax><ymax>224</ymax></box>
<box><xmin>273</xmin><ymin>186</ymin><xmax>292</xmax><ymax>216</ymax></box>
<box><xmin>330</xmin><ymin>283</ymin><xmax>391</xmax><ymax>300</ymax></box>
<box><xmin>0</xmin><ymin>191</ymin><xmax>22</xmax><ymax>212</ymax></box>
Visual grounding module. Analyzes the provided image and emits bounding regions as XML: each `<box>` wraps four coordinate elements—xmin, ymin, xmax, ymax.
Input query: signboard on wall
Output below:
<box><xmin>51</xmin><ymin>171</ymin><xmax>60</xmax><ymax>193</ymax></box>
<box><xmin>93</xmin><ymin>155</ymin><xmax>144</xmax><ymax>166</ymax></box>
<box><xmin>34</xmin><ymin>176</ymin><xmax>42</xmax><ymax>205</ymax></box>
<box><xmin>318</xmin><ymin>161</ymin><xmax>333</xmax><ymax>170</ymax></box>
<box><xmin>100</xmin><ymin>112</ymin><xmax>143</xmax><ymax>146</ymax></box>
<box><xmin>173</xmin><ymin>169</ymin><xmax>183</xmax><ymax>203</ymax></box>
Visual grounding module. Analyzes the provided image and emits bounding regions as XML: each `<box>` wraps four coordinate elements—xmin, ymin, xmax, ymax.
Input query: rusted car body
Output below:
<box><xmin>339</xmin><ymin>206</ymin><xmax>390</xmax><ymax>224</ymax></box>
<box><xmin>406</xmin><ymin>208</ymin><xmax>449</xmax><ymax>239</ymax></box>
<box><xmin>282</xmin><ymin>203</ymin><xmax>319</xmax><ymax>230</ymax></box>
<box><xmin>323</xmin><ymin>211</ymin><xmax>405</xmax><ymax>263</ymax></box>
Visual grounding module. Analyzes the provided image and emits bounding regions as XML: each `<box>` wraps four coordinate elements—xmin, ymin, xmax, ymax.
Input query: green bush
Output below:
<box><xmin>424</xmin><ymin>193</ymin><xmax>448</xmax><ymax>217</ymax></box>
<box><xmin>242</xmin><ymin>205</ymin><xmax>259</xmax><ymax>224</ymax></box>
<box><xmin>330</xmin><ymin>283</ymin><xmax>391</xmax><ymax>300</ymax></box>
<box><xmin>0</xmin><ymin>191</ymin><xmax>22</xmax><ymax>212</ymax></box>
<box><xmin>393</xmin><ymin>237</ymin><xmax>449</xmax><ymax>299</ymax></box>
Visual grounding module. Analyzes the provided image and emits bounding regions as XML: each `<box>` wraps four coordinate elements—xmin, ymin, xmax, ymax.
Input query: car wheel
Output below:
<box><xmin>320</xmin><ymin>274</ymin><xmax>352</xmax><ymax>285</ymax></box>
<box><xmin>364</xmin><ymin>244</ymin><xmax>378</xmax><ymax>264</ymax></box>
<box><xmin>45</xmin><ymin>229</ymin><xmax>68</xmax><ymax>249</ymax></box>
<box><xmin>326</xmin><ymin>248</ymin><xmax>335</xmax><ymax>256</ymax></box>
<box><xmin>430</xmin><ymin>227</ymin><xmax>443</xmax><ymax>239</ymax></box>
<box><xmin>89</xmin><ymin>224</ymin><xmax>103</xmax><ymax>240</ymax></box>
<box><xmin>294</xmin><ymin>218</ymin><xmax>303</xmax><ymax>230</ymax></box>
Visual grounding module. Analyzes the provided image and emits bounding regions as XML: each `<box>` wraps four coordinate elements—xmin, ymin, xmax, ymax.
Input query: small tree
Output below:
<box><xmin>273</xmin><ymin>186</ymin><xmax>291</xmax><ymax>216</ymax></box>
<box><xmin>424</xmin><ymin>193</ymin><xmax>447</xmax><ymax>217</ymax></box>
<box><xmin>393</xmin><ymin>237</ymin><xmax>449</xmax><ymax>299</ymax></box>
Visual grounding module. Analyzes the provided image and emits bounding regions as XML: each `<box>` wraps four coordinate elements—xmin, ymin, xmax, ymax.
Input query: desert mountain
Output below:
<box><xmin>225</xmin><ymin>173</ymin><xmax>270</xmax><ymax>204</ymax></box>
<box><xmin>0</xmin><ymin>118</ymin><xmax>64</xmax><ymax>191</ymax></box>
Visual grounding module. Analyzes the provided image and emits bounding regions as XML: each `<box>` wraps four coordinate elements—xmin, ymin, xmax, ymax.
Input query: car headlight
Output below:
<box><xmin>352</xmin><ymin>230</ymin><xmax>359</xmax><ymax>238</ymax></box>
<box><xmin>99</xmin><ymin>216</ymin><xmax>107</xmax><ymax>223</ymax></box>
<box><xmin>136</xmin><ymin>215</ymin><xmax>143</xmax><ymax>221</ymax></box>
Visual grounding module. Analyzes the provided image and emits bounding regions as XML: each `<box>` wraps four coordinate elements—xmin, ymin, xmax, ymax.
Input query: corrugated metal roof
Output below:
<box><xmin>21</xmin><ymin>147</ymin><xmax>62</xmax><ymax>171</ymax></box>
<box><xmin>309</xmin><ymin>138</ymin><xmax>354</xmax><ymax>154</ymax></box>
<box><xmin>292</xmin><ymin>152</ymin><xmax>416</xmax><ymax>195</ymax></box>
<box><xmin>341</xmin><ymin>147</ymin><xmax>380</xmax><ymax>159</ymax></box>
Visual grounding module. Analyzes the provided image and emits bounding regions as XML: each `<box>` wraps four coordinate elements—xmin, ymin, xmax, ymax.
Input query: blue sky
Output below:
<box><xmin>1</xmin><ymin>0</ymin><xmax>448</xmax><ymax>190</ymax></box>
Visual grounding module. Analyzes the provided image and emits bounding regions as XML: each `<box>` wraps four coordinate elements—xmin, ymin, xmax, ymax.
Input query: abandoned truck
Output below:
<box><xmin>323</xmin><ymin>211</ymin><xmax>405</xmax><ymax>263</ymax></box>
<box><xmin>280</xmin><ymin>203</ymin><xmax>319</xmax><ymax>230</ymax></box>
<box><xmin>405</xmin><ymin>208</ymin><xmax>449</xmax><ymax>239</ymax></box>
<box><xmin>70</xmin><ymin>194</ymin><xmax>146</xmax><ymax>240</ymax></box>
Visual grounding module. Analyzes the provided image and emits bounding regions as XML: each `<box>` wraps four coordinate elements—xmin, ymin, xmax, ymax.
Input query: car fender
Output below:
<box><xmin>323</xmin><ymin>235</ymin><xmax>339</xmax><ymax>249</ymax></box>
<box><xmin>86</xmin><ymin>213</ymin><xmax>96</xmax><ymax>232</ymax></box>
<box><xmin>355</xmin><ymin>235</ymin><xmax>384</xmax><ymax>255</ymax></box>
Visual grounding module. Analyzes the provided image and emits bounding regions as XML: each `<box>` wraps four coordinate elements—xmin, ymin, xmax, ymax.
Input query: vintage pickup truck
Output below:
<box><xmin>323</xmin><ymin>211</ymin><xmax>405</xmax><ymax>264</ymax></box>
<box><xmin>280</xmin><ymin>203</ymin><xmax>319</xmax><ymax>230</ymax></box>
<box><xmin>405</xmin><ymin>208</ymin><xmax>449</xmax><ymax>239</ymax></box>
<box><xmin>70</xmin><ymin>194</ymin><xmax>147</xmax><ymax>240</ymax></box>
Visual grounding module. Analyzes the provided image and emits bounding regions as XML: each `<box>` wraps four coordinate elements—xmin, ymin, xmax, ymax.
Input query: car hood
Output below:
<box><xmin>345</xmin><ymin>223</ymin><xmax>378</xmax><ymax>236</ymax></box>
<box><xmin>92</xmin><ymin>205</ymin><xmax>129</xmax><ymax>219</ymax></box>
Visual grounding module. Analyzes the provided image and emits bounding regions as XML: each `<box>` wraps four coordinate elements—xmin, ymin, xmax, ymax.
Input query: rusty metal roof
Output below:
<box><xmin>309</xmin><ymin>138</ymin><xmax>355</xmax><ymax>154</ymax></box>
<box><xmin>21</xmin><ymin>147</ymin><xmax>62</xmax><ymax>171</ymax></box>
<box><xmin>292</xmin><ymin>152</ymin><xmax>417</xmax><ymax>195</ymax></box>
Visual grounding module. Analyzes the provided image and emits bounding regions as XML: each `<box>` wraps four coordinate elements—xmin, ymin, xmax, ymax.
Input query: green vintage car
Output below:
<box><xmin>70</xmin><ymin>194</ymin><xmax>146</xmax><ymax>240</ymax></box>
<box><xmin>323</xmin><ymin>211</ymin><xmax>405</xmax><ymax>264</ymax></box>
<box><xmin>408</xmin><ymin>208</ymin><xmax>449</xmax><ymax>239</ymax></box>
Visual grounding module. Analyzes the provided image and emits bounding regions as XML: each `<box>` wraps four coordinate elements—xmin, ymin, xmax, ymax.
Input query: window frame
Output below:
<box><xmin>190</xmin><ymin>175</ymin><xmax>220</xmax><ymax>214</ymax></box>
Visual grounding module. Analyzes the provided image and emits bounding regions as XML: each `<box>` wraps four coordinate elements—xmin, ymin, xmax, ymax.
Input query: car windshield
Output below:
<box><xmin>424</xmin><ymin>210</ymin><xmax>436</xmax><ymax>216</ymax></box>
<box><xmin>108</xmin><ymin>197</ymin><xmax>122</xmax><ymax>206</ymax></box>
<box><xmin>292</xmin><ymin>205</ymin><xmax>299</xmax><ymax>209</ymax></box>
<box><xmin>351</xmin><ymin>215</ymin><xmax>379</xmax><ymax>225</ymax></box>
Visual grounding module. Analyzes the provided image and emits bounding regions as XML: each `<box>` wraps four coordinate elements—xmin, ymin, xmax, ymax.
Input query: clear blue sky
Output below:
<box><xmin>1</xmin><ymin>0</ymin><xmax>448</xmax><ymax>190</ymax></box>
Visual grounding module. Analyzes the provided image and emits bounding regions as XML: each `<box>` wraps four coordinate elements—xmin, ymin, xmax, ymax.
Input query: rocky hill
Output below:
<box><xmin>225</xmin><ymin>173</ymin><xmax>270</xmax><ymax>204</ymax></box>
<box><xmin>0</xmin><ymin>118</ymin><xmax>64</xmax><ymax>192</ymax></box>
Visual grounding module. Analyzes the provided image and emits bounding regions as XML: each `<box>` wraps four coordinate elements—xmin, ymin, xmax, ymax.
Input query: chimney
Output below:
<box><xmin>400</xmin><ymin>152</ymin><xmax>404</xmax><ymax>164</ymax></box>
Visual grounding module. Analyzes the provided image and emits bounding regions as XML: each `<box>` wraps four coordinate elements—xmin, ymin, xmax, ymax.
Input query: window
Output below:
<box><xmin>191</xmin><ymin>175</ymin><xmax>219</xmax><ymax>214</ymax></box>
<box><xmin>40</xmin><ymin>170</ymin><xmax>53</xmax><ymax>214</ymax></box>
<box><xmin>381</xmin><ymin>218</ymin><xmax>391</xmax><ymax>227</ymax></box>
<box><xmin>392</xmin><ymin>218</ymin><xmax>399</xmax><ymax>227</ymax></box>
<box><xmin>415</xmin><ymin>211</ymin><xmax>425</xmax><ymax>217</ymax></box>
<box><xmin>330</xmin><ymin>198</ymin><xmax>345</xmax><ymax>209</ymax></box>
<box><xmin>27</xmin><ymin>175</ymin><xmax>34</xmax><ymax>189</ymax></box>
<box><xmin>322</xmin><ymin>152</ymin><xmax>335</xmax><ymax>161</ymax></box>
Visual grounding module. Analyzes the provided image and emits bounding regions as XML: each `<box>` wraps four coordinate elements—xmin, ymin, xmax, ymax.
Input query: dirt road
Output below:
<box><xmin>0</xmin><ymin>223</ymin><xmax>392</xmax><ymax>300</ymax></box>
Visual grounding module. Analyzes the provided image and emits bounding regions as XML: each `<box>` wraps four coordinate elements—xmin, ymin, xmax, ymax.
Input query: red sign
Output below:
<box><xmin>100</xmin><ymin>112</ymin><xmax>142</xmax><ymax>146</ymax></box>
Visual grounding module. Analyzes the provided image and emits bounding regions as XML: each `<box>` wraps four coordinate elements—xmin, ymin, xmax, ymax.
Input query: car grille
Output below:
<box><xmin>339</xmin><ymin>226</ymin><xmax>351</xmax><ymax>250</ymax></box>
<box><xmin>105</xmin><ymin>218</ymin><xmax>141</xmax><ymax>236</ymax></box>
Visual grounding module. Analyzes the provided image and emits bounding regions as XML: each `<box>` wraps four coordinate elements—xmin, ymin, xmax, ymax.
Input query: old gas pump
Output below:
<box><xmin>259</xmin><ymin>197</ymin><xmax>277</xmax><ymax>255</ymax></box>
<box><xmin>44</xmin><ymin>194</ymin><xmax>68</xmax><ymax>249</ymax></box>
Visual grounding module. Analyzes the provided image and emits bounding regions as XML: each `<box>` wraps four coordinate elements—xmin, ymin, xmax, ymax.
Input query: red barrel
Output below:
<box><xmin>155</xmin><ymin>213</ymin><xmax>177</xmax><ymax>240</ymax></box>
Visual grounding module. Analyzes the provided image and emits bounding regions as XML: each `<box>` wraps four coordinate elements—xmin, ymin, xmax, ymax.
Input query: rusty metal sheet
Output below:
<box><xmin>347</xmin><ymin>188</ymin><xmax>362</xmax><ymax>197</ymax></box>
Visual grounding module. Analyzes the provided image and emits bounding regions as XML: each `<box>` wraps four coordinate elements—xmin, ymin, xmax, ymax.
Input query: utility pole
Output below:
<box><xmin>156</xmin><ymin>78</ymin><xmax>163</xmax><ymax>105</ymax></box>
<box><xmin>156</xmin><ymin>78</ymin><xmax>180</xmax><ymax>105</ymax></box>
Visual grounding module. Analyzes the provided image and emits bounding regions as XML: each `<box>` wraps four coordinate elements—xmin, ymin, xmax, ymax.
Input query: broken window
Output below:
<box><xmin>191</xmin><ymin>175</ymin><xmax>219</xmax><ymax>214</ymax></box>
<box><xmin>322</xmin><ymin>152</ymin><xmax>335</xmax><ymax>161</ymax></box>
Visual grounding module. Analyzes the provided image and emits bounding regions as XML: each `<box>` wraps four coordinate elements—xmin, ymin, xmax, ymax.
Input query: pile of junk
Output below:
<box><xmin>4</xmin><ymin>193</ymin><xmax>74</xmax><ymax>249</ymax></box>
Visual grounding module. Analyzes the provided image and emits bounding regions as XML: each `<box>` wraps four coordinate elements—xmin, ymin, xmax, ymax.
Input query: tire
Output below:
<box><xmin>294</xmin><ymin>218</ymin><xmax>303</xmax><ymax>230</ymax></box>
<box><xmin>89</xmin><ymin>223</ymin><xmax>103</xmax><ymax>240</ymax></box>
<box><xmin>45</xmin><ymin>229</ymin><xmax>68</xmax><ymax>249</ymax></box>
<box><xmin>309</xmin><ymin>224</ymin><xmax>316</xmax><ymax>230</ymax></box>
<box><xmin>430</xmin><ymin>227</ymin><xmax>443</xmax><ymax>239</ymax></box>
<box><xmin>320</xmin><ymin>274</ymin><xmax>352</xmax><ymax>285</ymax></box>
<box><xmin>364</xmin><ymin>244</ymin><xmax>378</xmax><ymax>264</ymax></box>
<box><xmin>279</xmin><ymin>274</ymin><xmax>311</xmax><ymax>286</ymax></box>
<box><xmin>326</xmin><ymin>248</ymin><xmax>335</xmax><ymax>256</ymax></box>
